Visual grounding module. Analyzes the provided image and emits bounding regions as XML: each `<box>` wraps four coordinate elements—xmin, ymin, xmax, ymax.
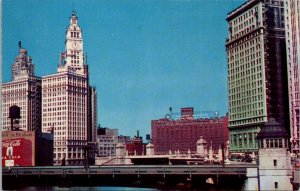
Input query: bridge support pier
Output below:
<box><xmin>244</xmin><ymin>167</ymin><xmax>258</xmax><ymax>191</ymax></box>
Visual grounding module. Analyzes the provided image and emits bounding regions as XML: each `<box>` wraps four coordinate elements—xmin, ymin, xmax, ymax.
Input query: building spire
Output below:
<box><xmin>12</xmin><ymin>41</ymin><xmax>34</xmax><ymax>81</ymax></box>
<box><xmin>58</xmin><ymin>10</ymin><xmax>86</xmax><ymax>76</ymax></box>
<box><xmin>72</xmin><ymin>1</ymin><xmax>76</xmax><ymax>16</ymax></box>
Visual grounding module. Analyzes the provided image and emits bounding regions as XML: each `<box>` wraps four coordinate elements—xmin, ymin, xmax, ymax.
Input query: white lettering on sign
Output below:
<box><xmin>2</xmin><ymin>140</ymin><xmax>21</xmax><ymax>148</ymax></box>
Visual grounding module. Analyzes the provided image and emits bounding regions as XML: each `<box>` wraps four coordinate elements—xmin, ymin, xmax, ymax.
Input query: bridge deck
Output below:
<box><xmin>3</xmin><ymin>164</ymin><xmax>257</xmax><ymax>177</ymax></box>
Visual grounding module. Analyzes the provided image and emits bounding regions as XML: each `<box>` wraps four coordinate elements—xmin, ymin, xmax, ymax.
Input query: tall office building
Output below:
<box><xmin>285</xmin><ymin>0</ymin><xmax>300</xmax><ymax>153</ymax></box>
<box><xmin>226</xmin><ymin>0</ymin><xmax>289</xmax><ymax>153</ymax></box>
<box><xmin>2</xmin><ymin>44</ymin><xmax>42</xmax><ymax>131</ymax></box>
<box><xmin>42</xmin><ymin>11</ymin><xmax>96</xmax><ymax>165</ymax></box>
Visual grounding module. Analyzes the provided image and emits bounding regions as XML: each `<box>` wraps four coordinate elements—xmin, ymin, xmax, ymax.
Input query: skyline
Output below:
<box><xmin>3</xmin><ymin>0</ymin><xmax>245</xmax><ymax>138</ymax></box>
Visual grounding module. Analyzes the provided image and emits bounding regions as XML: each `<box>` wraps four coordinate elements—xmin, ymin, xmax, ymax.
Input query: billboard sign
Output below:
<box><xmin>2</xmin><ymin>131</ymin><xmax>35</xmax><ymax>167</ymax></box>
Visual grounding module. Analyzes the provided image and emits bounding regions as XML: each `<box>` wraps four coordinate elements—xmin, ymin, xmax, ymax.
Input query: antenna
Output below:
<box><xmin>71</xmin><ymin>2</ymin><xmax>76</xmax><ymax>16</ymax></box>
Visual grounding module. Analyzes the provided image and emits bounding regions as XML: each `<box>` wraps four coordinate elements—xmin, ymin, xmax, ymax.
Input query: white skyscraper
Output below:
<box><xmin>285</xmin><ymin>0</ymin><xmax>300</xmax><ymax>153</ymax></box>
<box><xmin>42</xmin><ymin>11</ymin><xmax>93</xmax><ymax>165</ymax></box>
<box><xmin>2</xmin><ymin>44</ymin><xmax>42</xmax><ymax>131</ymax></box>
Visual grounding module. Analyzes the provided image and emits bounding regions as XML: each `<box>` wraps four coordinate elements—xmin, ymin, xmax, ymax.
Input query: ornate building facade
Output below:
<box><xmin>226</xmin><ymin>0</ymin><xmax>290</xmax><ymax>153</ymax></box>
<box><xmin>41</xmin><ymin>11</ymin><xmax>96</xmax><ymax>165</ymax></box>
<box><xmin>2</xmin><ymin>44</ymin><xmax>42</xmax><ymax>131</ymax></box>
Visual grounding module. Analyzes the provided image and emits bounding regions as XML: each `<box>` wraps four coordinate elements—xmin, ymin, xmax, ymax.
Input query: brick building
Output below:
<box><xmin>125</xmin><ymin>136</ymin><xmax>144</xmax><ymax>156</ymax></box>
<box><xmin>151</xmin><ymin>107</ymin><xmax>228</xmax><ymax>155</ymax></box>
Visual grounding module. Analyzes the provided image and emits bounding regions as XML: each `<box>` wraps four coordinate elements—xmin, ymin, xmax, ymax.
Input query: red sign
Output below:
<box><xmin>2</xmin><ymin>132</ymin><xmax>35</xmax><ymax>167</ymax></box>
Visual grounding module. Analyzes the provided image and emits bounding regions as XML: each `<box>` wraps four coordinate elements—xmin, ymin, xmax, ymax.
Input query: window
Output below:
<box><xmin>274</xmin><ymin>139</ymin><xmax>278</xmax><ymax>148</ymax></box>
<box><xmin>270</xmin><ymin>139</ymin><xmax>274</xmax><ymax>147</ymax></box>
<box><xmin>279</xmin><ymin>140</ymin><xmax>283</xmax><ymax>148</ymax></box>
<box><xmin>273</xmin><ymin>160</ymin><xmax>277</xmax><ymax>167</ymax></box>
<box><xmin>274</xmin><ymin>182</ymin><xmax>278</xmax><ymax>189</ymax></box>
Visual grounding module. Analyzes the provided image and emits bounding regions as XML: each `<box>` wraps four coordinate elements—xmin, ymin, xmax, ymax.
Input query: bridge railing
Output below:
<box><xmin>3</xmin><ymin>164</ymin><xmax>257</xmax><ymax>177</ymax></box>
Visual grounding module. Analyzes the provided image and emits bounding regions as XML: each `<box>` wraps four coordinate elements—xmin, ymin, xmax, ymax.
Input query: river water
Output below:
<box><xmin>3</xmin><ymin>186</ymin><xmax>225</xmax><ymax>191</ymax></box>
<box><xmin>6</xmin><ymin>187</ymin><xmax>159</xmax><ymax>191</ymax></box>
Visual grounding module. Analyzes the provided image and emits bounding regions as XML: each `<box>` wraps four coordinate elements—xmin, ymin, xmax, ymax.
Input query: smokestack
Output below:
<box><xmin>137</xmin><ymin>130</ymin><xmax>140</xmax><ymax>138</ymax></box>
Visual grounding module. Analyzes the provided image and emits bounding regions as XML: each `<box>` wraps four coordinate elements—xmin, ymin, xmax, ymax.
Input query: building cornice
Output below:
<box><xmin>226</xmin><ymin>0</ymin><xmax>262</xmax><ymax>22</ymax></box>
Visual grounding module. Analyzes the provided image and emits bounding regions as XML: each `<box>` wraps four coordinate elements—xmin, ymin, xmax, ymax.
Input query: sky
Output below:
<box><xmin>2</xmin><ymin>0</ymin><xmax>245</xmax><ymax>138</ymax></box>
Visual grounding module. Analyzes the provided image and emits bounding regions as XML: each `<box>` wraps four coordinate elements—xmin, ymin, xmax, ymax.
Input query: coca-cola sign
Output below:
<box><xmin>2</xmin><ymin>132</ymin><xmax>35</xmax><ymax>167</ymax></box>
<box><xmin>2</xmin><ymin>139</ymin><xmax>21</xmax><ymax>148</ymax></box>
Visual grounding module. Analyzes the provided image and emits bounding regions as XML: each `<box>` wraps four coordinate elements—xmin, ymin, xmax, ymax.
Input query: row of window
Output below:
<box><xmin>2</xmin><ymin>91</ymin><xmax>28</xmax><ymax>96</ymax></box>
<box><xmin>230</xmin><ymin>6</ymin><xmax>259</xmax><ymax>26</ymax></box>
<box><xmin>43</xmin><ymin>121</ymin><xmax>66</xmax><ymax>126</ymax></box>
<box><xmin>230</xmin><ymin>92</ymin><xmax>263</xmax><ymax>105</ymax></box>
<box><xmin>230</xmin><ymin>132</ymin><xmax>258</xmax><ymax>148</ymax></box>
<box><xmin>54</xmin><ymin>153</ymin><xmax>83</xmax><ymax>160</ymax></box>
<box><xmin>230</xmin><ymin>85</ymin><xmax>264</xmax><ymax>99</ymax></box>
<box><xmin>229</xmin><ymin>83</ymin><xmax>263</xmax><ymax>98</ymax></box>
<box><xmin>2</xmin><ymin>83</ymin><xmax>30</xmax><ymax>91</ymax></box>
<box><xmin>70</xmin><ymin>31</ymin><xmax>80</xmax><ymax>38</ymax></box>
<box><xmin>259</xmin><ymin>138</ymin><xmax>288</xmax><ymax>148</ymax></box>
<box><xmin>155</xmin><ymin>125</ymin><xmax>223</xmax><ymax>130</ymax></box>
<box><xmin>42</xmin><ymin>104</ymin><xmax>86</xmax><ymax>111</ymax></box>
<box><xmin>43</xmin><ymin>78</ymin><xmax>85</xmax><ymax>86</ymax></box>
<box><xmin>99</xmin><ymin>147</ymin><xmax>115</xmax><ymax>150</ymax></box>
<box><xmin>227</xmin><ymin>33</ymin><xmax>261</xmax><ymax>53</ymax></box>
<box><xmin>231</xmin><ymin>16</ymin><xmax>257</xmax><ymax>34</ymax></box>
<box><xmin>155</xmin><ymin>120</ymin><xmax>224</xmax><ymax>126</ymax></box>
<box><xmin>229</xmin><ymin>57</ymin><xmax>262</xmax><ymax>75</ymax></box>
<box><xmin>54</xmin><ymin>136</ymin><xmax>87</xmax><ymax>142</ymax></box>
<box><xmin>43</xmin><ymin>87</ymin><xmax>87</xmax><ymax>93</ymax></box>
<box><xmin>230</xmin><ymin>117</ymin><xmax>265</xmax><ymax>126</ymax></box>
<box><xmin>71</xmin><ymin>60</ymin><xmax>80</xmax><ymax>64</ymax></box>
<box><xmin>228</xmin><ymin>55</ymin><xmax>262</xmax><ymax>76</ymax></box>
<box><xmin>230</xmin><ymin>109</ymin><xmax>265</xmax><ymax>120</ymax></box>
<box><xmin>235</xmin><ymin>70</ymin><xmax>262</xmax><ymax>82</ymax></box>
<box><xmin>230</xmin><ymin>102</ymin><xmax>264</xmax><ymax>113</ymax></box>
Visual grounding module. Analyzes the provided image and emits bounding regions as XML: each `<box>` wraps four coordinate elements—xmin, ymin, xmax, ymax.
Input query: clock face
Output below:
<box><xmin>72</xmin><ymin>42</ymin><xmax>78</xmax><ymax>48</ymax></box>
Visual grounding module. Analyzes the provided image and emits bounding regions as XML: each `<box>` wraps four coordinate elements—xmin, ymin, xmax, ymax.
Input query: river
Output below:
<box><xmin>4</xmin><ymin>186</ymin><xmax>159</xmax><ymax>191</ymax></box>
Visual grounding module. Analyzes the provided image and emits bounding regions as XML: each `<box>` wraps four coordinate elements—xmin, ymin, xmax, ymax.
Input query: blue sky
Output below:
<box><xmin>2</xmin><ymin>0</ymin><xmax>245</xmax><ymax>138</ymax></box>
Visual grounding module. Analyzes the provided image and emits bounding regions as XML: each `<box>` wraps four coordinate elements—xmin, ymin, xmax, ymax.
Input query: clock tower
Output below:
<box><xmin>58</xmin><ymin>10</ymin><xmax>86</xmax><ymax>76</ymax></box>
<box><xmin>42</xmin><ymin>10</ymin><xmax>97</xmax><ymax>165</ymax></box>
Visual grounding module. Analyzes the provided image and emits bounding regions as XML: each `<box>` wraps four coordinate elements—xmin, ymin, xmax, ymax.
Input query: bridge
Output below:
<box><xmin>3</xmin><ymin>164</ymin><xmax>257</xmax><ymax>190</ymax></box>
<box><xmin>3</xmin><ymin>164</ymin><xmax>256</xmax><ymax>177</ymax></box>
